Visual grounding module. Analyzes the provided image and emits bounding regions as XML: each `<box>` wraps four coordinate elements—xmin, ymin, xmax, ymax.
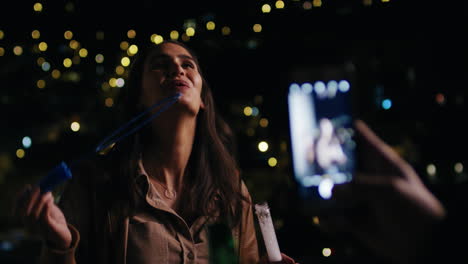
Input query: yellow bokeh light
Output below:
<box><xmin>170</xmin><ymin>30</ymin><xmax>179</xmax><ymax>40</ymax></box>
<box><xmin>101</xmin><ymin>82</ymin><xmax>110</xmax><ymax>92</ymax></box>
<box><xmin>262</xmin><ymin>4</ymin><xmax>271</xmax><ymax>13</ymax></box>
<box><xmin>259</xmin><ymin>118</ymin><xmax>269</xmax><ymax>127</ymax></box>
<box><xmin>181</xmin><ymin>33</ymin><xmax>190</xmax><ymax>42</ymax></box>
<box><xmin>13</xmin><ymin>46</ymin><xmax>23</xmax><ymax>56</ymax></box>
<box><xmin>206</xmin><ymin>21</ymin><xmax>215</xmax><ymax>30</ymax></box>
<box><xmin>127</xmin><ymin>29</ymin><xmax>136</xmax><ymax>39</ymax></box>
<box><xmin>0</xmin><ymin>30</ymin><xmax>4</xmax><ymax>39</ymax></box>
<box><xmin>121</xmin><ymin>57</ymin><xmax>130</xmax><ymax>67</ymax></box>
<box><xmin>115</xmin><ymin>65</ymin><xmax>125</xmax><ymax>75</ymax></box>
<box><xmin>243</xmin><ymin>106</ymin><xmax>253</xmax><ymax>116</ymax></box>
<box><xmin>268</xmin><ymin>157</ymin><xmax>277</xmax><ymax>167</ymax></box>
<box><xmin>37</xmin><ymin>79</ymin><xmax>46</xmax><ymax>89</ymax></box>
<box><xmin>322</xmin><ymin>248</ymin><xmax>332</xmax><ymax>257</ymax></box>
<box><xmin>120</xmin><ymin>41</ymin><xmax>129</xmax><ymax>50</ymax></box>
<box><xmin>38</xmin><ymin>42</ymin><xmax>48</xmax><ymax>51</ymax></box>
<box><xmin>253</xmin><ymin>24</ymin><xmax>262</xmax><ymax>33</ymax></box>
<box><xmin>31</xmin><ymin>30</ymin><xmax>40</xmax><ymax>39</ymax></box>
<box><xmin>186</xmin><ymin>27</ymin><xmax>195</xmax><ymax>37</ymax></box>
<box><xmin>127</xmin><ymin>44</ymin><xmax>138</xmax><ymax>56</ymax></box>
<box><xmin>64</xmin><ymin>30</ymin><xmax>73</xmax><ymax>40</ymax></box>
<box><xmin>16</xmin><ymin>149</ymin><xmax>25</xmax><ymax>159</ymax></box>
<box><xmin>221</xmin><ymin>26</ymin><xmax>231</xmax><ymax>35</ymax></box>
<box><xmin>258</xmin><ymin>141</ymin><xmax>269</xmax><ymax>152</ymax></box>
<box><xmin>363</xmin><ymin>0</ymin><xmax>373</xmax><ymax>6</ymax></box>
<box><xmin>69</xmin><ymin>40</ymin><xmax>79</xmax><ymax>50</ymax></box>
<box><xmin>312</xmin><ymin>216</ymin><xmax>320</xmax><ymax>225</ymax></box>
<box><xmin>275</xmin><ymin>0</ymin><xmax>285</xmax><ymax>9</ymax></box>
<box><xmin>95</xmin><ymin>54</ymin><xmax>104</xmax><ymax>63</ymax></box>
<box><xmin>313</xmin><ymin>0</ymin><xmax>322</xmax><ymax>7</ymax></box>
<box><xmin>78</xmin><ymin>48</ymin><xmax>88</xmax><ymax>58</ymax></box>
<box><xmin>105</xmin><ymin>97</ymin><xmax>114</xmax><ymax>107</ymax></box>
<box><xmin>0</xmin><ymin>47</ymin><xmax>4</xmax><ymax>56</ymax></box>
<box><xmin>33</xmin><ymin>3</ymin><xmax>43</xmax><ymax>12</ymax></box>
<box><xmin>36</xmin><ymin>57</ymin><xmax>45</xmax><ymax>66</ymax></box>
<box><xmin>51</xmin><ymin>69</ymin><xmax>61</xmax><ymax>79</ymax></box>
<box><xmin>454</xmin><ymin>162</ymin><xmax>464</xmax><ymax>173</ymax></box>
<box><xmin>109</xmin><ymin>78</ymin><xmax>117</xmax><ymax>87</ymax></box>
<box><xmin>70</xmin><ymin>122</ymin><xmax>80</xmax><ymax>132</ymax></box>
<box><xmin>63</xmin><ymin>58</ymin><xmax>72</xmax><ymax>68</ymax></box>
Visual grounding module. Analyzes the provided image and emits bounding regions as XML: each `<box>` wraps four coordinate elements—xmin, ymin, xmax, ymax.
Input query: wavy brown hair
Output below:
<box><xmin>107</xmin><ymin>40</ymin><xmax>245</xmax><ymax>227</ymax></box>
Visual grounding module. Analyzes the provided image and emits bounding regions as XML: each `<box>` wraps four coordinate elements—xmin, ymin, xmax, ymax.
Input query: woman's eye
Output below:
<box><xmin>183</xmin><ymin>62</ymin><xmax>195</xmax><ymax>68</ymax></box>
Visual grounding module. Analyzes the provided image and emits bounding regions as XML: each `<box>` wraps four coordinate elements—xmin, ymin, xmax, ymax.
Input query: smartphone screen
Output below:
<box><xmin>288</xmin><ymin>80</ymin><xmax>356</xmax><ymax>207</ymax></box>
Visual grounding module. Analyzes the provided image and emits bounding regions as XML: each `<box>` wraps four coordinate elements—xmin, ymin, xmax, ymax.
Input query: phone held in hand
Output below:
<box><xmin>287</xmin><ymin>80</ymin><xmax>356</xmax><ymax>214</ymax></box>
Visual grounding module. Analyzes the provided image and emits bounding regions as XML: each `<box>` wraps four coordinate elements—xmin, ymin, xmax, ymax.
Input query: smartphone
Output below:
<box><xmin>287</xmin><ymin>80</ymin><xmax>356</xmax><ymax>213</ymax></box>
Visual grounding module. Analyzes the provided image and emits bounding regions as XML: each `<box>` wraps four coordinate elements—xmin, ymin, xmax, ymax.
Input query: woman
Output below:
<box><xmin>14</xmin><ymin>40</ymin><xmax>296</xmax><ymax>264</ymax></box>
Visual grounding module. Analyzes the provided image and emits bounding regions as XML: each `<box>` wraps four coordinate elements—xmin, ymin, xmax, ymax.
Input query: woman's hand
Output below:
<box><xmin>259</xmin><ymin>252</ymin><xmax>298</xmax><ymax>264</ymax></box>
<box><xmin>13</xmin><ymin>184</ymin><xmax>72</xmax><ymax>250</ymax></box>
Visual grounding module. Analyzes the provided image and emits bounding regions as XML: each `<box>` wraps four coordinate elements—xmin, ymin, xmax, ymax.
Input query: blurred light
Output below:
<box><xmin>70</xmin><ymin>122</ymin><xmax>80</xmax><ymax>132</ymax></box>
<box><xmin>314</xmin><ymin>81</ymin><xmax>326</xmax><ymax>95</ymax></box>
<box><xmin>38</xmin><ymin>42</ymin><xmax>48</xmax><ymax>51</ymax></box>
<box><xmin>319</xmin><ymin>178</ymin><xmax>333</xmax><ymax>199</ymax></box>
<box><xmin>338</xmin><ymin>80</ymin><xmax>350</xmax><ymax>92</ymax></box>
<box><xmin>313</xmin><ymin>0</ymin><xmax>323</xmax><ymax>7</ymax></box>
<box><xmin>120</xmin><ymin>41</ymin><xmax>129</xmax><ymax>50</ymax></box>
<box><xmin>221</xmin><ymin>26</ymin><xmax>231</xmax><ymax>35</ymax></box>
<box><xmin>303</xmin><ymin>1</ymin><xmax>313</xmax><ymax>9</ymax></box>
<box><xmin>78</xmin><ymin>48</ymin><xmax>88</xmax><ymax>58</ymax></box>
<box><xmin>33</xmin><ymin>2</ymin><xmax>43</xmax><ymax>12</ymax></box>
<box><xmin>13</xmin><ymin>46</ymin><xmax>23</xmax><ymax>56</ymax></box>
<box><xmin>262</xmin><ymin>4</ymin><xmax>272</xmax><ymax>13</ymax></box>
<box><xmin>258</xmin><ymin>141</ymin><xmax>269</xmax><ymax>152</ymax></box>
<box><xmin>381</xmin><ymin>99</ymin><xmax>392</xmax><ymax>110</ymax></box>
<box><xmin>51</xmin><ymin>69</ymin><xmax>61</xmax><ymax>79</ymax></box>
<box><xmin>151</xmin><ymin>34</ymin><xmax>164</xmax><ymax>44</ymax></box>
<box><xmin>435</xmin><ymin>93</ymin><xmax>446</xmax><ymax>105</ymax></box>
<box><xmin>127</xmin><ymin>29</ymin><xmax>136</xmax><ymax>39</ymax></box>
<box><xmin>16</xmin><ymin>149</ymin><xmax>25</xmax><ymax>159</ymax></box>
<box><xmin>64</xmin><ymin>30</ymin><xmax>73</xmax><ymax>40</ymax></box>
<box><xmin>0</xmin><ymin>47</ymin><xmax>4</xmax><ymax>56</ymax></box>
<box><xmin>259</xmin><ymin>118</ymin><xmax>269</xmax><ymax>127</ymax></box>
<box><xmin>127</xmin><ymin>44</ymin><xmax>138</xmax><ymax>56</ymax></box>
<box><xmin>36</xmin><ymin>79</ymin><xmax>46</xmax><ymax>89</ymax></box>
<box><xmin>327</xmin><ymin>80</ymin><xmax>338</xmax><ymax>97</ymax></box>
<box><xmin>121</xmin><ymin>57</ymin><xmax>130</xmax><ymax>67</ymax></box>
<box><xmin>22</xmin><ymin>137</ymin><xmax>32</xmax><ymax>148</ymax></box>
<box><xmin>63</xmin><ymin>58</ymin><xmax>72</xmax><ymax>68</ymax></box>
<box><xmin>69</xmin><ymin>40</ymin><xmax>79</xmax><ymax>50</ymax></box>
<box><xmin>109</xmin><ymin>78</ymin><xmax>117</xmax><ymax>87</ymax></box>
<box><xmin>206</xmin><ymin>21</ymin><xmax>216</xmax><ymax>30</ymax></box>
<box><xmin>105</xmin><ymin>98</ymin><xmax>114</xmax><ymax>107</ymax></box>
<box><xmin>0</xmin><ymin>240</ymin><xmax>14</xmax><ymax>251</ymax></box>
<box><xmin>301</xmin><ymin>82</ymin><xmax>313</xmax><ymax>93</ymax></box>
<box><xmin>181</xmin><ymin>33</ymin><xmax>190</xmax><ymax>42</ymax></box>
<box><xmin>96</xmin><ymin>31</ymin><xmax>105</xmax><ymax>40</ymax></box>
<box><xmin>0</xmin><ymin>30</ymin><xmax>4</xmax><ymax>39</ymax></box>
<box><xmin>275</xmin><ymin>0</ymin><xmax>285</xmax><ymax>9</ymax></box>
<box><xmin>251</xmin><ymin>107</ymin><xmax>259</xmax><ymax>116</ymax></box>
<box><xmin>101</xmin><ymin>82</ymin><xmax>110</xmax><ymax>91</ymax></box>
<box><xmin>65</xmin><ymin>2</ymin><xmax>75</xmax><ymax>12</ymax></box>
<box><xmin>115</xmin><ymin>65</ymin><xmax>125</xmax><ymax>75</ymax></box>
<box><xmin>322</xmin><ymin>248</ymin><xmax>332</xmax><ymax>257</ymax></box>
<box><xmin>116</xmin><ymin>78</ymin><xmax>125</xmax><ymax>87</ymax></box>
<box><xmin>253</xmin><ymin>24</ymin><xmax>262</xmax><ymax>33</ymax></box>
<box><xmin>243</xmin><ymin>106</ymin><xmax>253</xmax><ymax>116</ymax></box>
<box><xmin>31</xmin><ymin>30</ymin><xmax>40</xmax><ymax>39</ymax></box>
<box><xmin>41</xmin><ymin>62</ymin><xmax>50</xmax><ymax>71</ymax></box>
<box><xmin>170</xmin><ymin>30</ymin><xmax>179</xmax><ymax>40</ymax></box>
<box><xmin>381</xmin><ymin>0</ymin><xmax>390</xmax><ymax>2</ymax></box>
<box><xmin>427</xmin><ymin>164</ymin><xmax>437</xmax><ymax>176</ymax></box>
<box><xmin>312</xmin><ymin>216</ymin><xmax>320</xmax><ymax>225</ymax></box>
<box><xmin>186</xmin><ymin>27</ymin><xmax>195</xmax><ymax>37</ymax></box>
<box><xmin>36</xmin><ymin>57</ymin><xmax>45</xmax><ymax>66</ymax></box>
<box><xmin>268</xmin><ymin>157</ymin><xmax>277</xmax><ymax>167</ymax></box>
<box><xmin>289</xmin><ymin>83</ymin><xmax>301</xmax><ymax>92</ymax></box>
<box><xmin>363</xmin><ymin>0</ymin><xmax>373</xmax><ymax>6</ymax></box>
<box><xmin>455</xmin><ymin>162</ymin><xmax>464</xmax><ymax>173</ymax></box>
<box><xmin>95</xmin><ymin>54</ymin><xmax>104</xmax><ymax>63</ymax></box>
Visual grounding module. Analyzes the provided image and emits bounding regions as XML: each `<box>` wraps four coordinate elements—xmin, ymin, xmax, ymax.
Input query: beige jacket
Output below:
<box><xmin>39</xmin><ymin>159</ymin><xmax>260</xmax><ymax>264</ymax></box>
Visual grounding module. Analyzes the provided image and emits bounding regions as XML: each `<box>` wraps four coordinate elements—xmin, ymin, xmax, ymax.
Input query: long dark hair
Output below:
<box><xmin>107</xmin><ymin>40</ymin><xmax>245</xmax><ymax>227</ymax></box>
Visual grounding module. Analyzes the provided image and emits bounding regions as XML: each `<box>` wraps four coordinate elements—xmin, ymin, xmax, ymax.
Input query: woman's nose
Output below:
<box><xmin>167</xmin><ymin>63</ymin><xmax>184</xmax><ymax>77</ymax></box>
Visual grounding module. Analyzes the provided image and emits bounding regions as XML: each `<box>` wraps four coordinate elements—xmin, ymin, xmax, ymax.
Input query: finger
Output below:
<box><xmin>32</xmin><ymin>192</ymin><xmax>54</xmax><ymax>220</ymax></box>
<box><xmin>25</xmin><ymin>186</ymin><xmax>41</xmax><ymax>217</ymax></box>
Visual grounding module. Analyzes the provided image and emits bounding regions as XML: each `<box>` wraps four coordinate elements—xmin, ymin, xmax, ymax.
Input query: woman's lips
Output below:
<box><xmin>163</xmin><ymin>80</ymin><xmax>190</xmax><ymax>90</ymax></box>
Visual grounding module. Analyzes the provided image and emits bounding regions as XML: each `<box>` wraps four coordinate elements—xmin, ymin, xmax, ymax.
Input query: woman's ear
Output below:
<box><xmin>200</xmin><ymin>100</ymin><xmax>206</xmax><ymax>110</ymax></box>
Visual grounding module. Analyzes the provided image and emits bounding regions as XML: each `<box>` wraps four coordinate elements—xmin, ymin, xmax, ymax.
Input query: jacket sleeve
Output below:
<box><xmin>235</xmin><ymin>181</ymin><xmax>260</xmax><ymax>264</ymax></box>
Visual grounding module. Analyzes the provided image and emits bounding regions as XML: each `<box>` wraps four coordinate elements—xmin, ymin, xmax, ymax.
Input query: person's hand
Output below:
<box><xmin>320</xmin><ymin>120</ymin><xmax>446</xmax><ymax>264</ymax></box>
<box><xmin>13</xmin><ymin>184</ymin><xmax>72</xmax><ymax>250</ymax></box>
<box><xmin>259</xmin><ymin>252</ymin><xmax>298</xmax><ymax>264</ymax></box>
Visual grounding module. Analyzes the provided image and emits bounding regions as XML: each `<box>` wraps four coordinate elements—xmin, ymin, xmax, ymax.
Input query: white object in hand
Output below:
<box><xmin>254</xmin><ymin>202</ymin><xmax>282</xmax><ymax>262</ymax></box>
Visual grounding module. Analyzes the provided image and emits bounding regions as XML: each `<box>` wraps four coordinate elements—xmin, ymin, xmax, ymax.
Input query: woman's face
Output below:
<box><xmin>140</xmin><ymin>42</ymin><xmax>204</xmax><ymax>115</ymax></box>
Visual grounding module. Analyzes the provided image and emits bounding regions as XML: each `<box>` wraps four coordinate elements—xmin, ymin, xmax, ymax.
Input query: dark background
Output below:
<box><xmin>1</xmin><ymin>1</ymin><xmax>467</xmax><ymax>263</ymax></box>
